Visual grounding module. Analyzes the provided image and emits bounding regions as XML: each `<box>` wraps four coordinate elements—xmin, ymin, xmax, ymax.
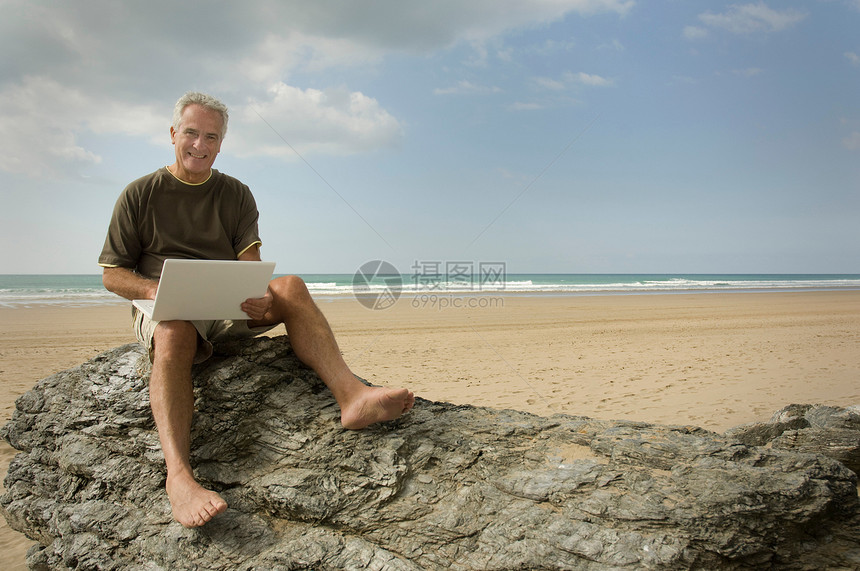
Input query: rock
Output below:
<box><xmin>2</xmin><ymin>336</ymin><xmax>859</xmax><ymax>570</ymax></box>
<box><xmin>726</xmin><ymin>403</ymin><xmax>860</xmax><ymax>473</ymax></box>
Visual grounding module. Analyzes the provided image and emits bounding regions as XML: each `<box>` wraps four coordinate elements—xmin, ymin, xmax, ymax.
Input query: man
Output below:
<box><xmin>99</xmin><ymin>92</ymin><xmax>414</xmax><ymax>528</ymax></box>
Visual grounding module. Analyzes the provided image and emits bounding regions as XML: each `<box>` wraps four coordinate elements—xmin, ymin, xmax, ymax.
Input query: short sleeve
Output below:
<box><xmin>98</xmin><ymin>187</ymin><xmax>141</xmax><ymax>270</ymax></box>
<box><xmin>232</xmin><ymin>184</ymin><xmax>262</xmax><ymax>257</ymax></box>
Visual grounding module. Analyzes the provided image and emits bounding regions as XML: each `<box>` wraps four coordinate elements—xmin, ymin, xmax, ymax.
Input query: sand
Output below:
<box><xmin>2</xmin><ymin>290</ymin><xmax>859</xmax><ymax>567</ymax></box>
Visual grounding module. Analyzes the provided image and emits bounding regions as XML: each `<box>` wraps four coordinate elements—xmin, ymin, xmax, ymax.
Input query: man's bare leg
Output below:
<box><xmin>150</xmin><ymin>321</ymin><xmax>227</xmax><ymax>527</ymax></box>
<box><xmin>259</xmin><ymin>276</ymin><xmax>415</xmax><ymax>429</ymax></box>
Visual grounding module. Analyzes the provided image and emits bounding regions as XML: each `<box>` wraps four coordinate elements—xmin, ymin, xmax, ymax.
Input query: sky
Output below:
<box><xmin>1</xmin><ymin>0</ymin><xmax>858</xmax><ymax>275</ymax></box>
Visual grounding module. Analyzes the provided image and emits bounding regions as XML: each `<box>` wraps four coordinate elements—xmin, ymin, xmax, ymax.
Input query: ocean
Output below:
<box><xmin>1</xmin><ymin>273</ymin><xmax>860</xmax><ymax>308</ymax></box>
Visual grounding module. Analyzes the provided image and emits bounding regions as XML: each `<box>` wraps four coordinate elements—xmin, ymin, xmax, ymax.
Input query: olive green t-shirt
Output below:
<box><xmin>98</xmin><ymin>167</ymin><xmax>262</xmax><ymax>279</ymax></box>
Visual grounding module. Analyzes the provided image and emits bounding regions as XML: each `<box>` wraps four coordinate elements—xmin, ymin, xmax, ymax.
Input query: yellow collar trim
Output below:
<box><xmin>166</xmin><ymin>166</ymin><xmax>212</xmax><ymax>186</ymax></box>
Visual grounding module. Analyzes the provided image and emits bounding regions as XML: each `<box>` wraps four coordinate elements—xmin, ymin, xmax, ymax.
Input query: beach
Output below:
<box><xmin>2</xmin><ymin>290</ymin><xmax>859</xmax><ymax>567</ymax></box>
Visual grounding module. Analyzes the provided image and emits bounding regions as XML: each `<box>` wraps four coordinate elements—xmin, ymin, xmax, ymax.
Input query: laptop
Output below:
<box><xmin>133</xmin><ymin>259</ymin><xmax>276</xmax><ymax>321</ymax></box>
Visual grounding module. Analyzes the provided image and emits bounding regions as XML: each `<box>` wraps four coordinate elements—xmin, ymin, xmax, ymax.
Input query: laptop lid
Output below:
<box><xmin>133</xmin><ymin>259</ymin><xmax>276</xmax><ymax>321</ymax></box>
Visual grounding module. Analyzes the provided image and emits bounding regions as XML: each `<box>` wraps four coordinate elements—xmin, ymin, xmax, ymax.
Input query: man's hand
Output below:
<box><xmin>241</xmin><ymin>289</ymin><xmax>273</xmax><ymax>322</ymax></box>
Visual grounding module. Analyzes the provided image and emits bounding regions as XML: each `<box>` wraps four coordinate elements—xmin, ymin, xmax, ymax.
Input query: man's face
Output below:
<box><xmin>170</xmin><ymin>104</ymin><xmax>224</xmax><ymax>183</ymax></box>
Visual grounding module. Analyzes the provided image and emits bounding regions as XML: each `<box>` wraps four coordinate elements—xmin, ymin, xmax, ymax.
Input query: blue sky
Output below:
<box><xmin>1</xmin><ymin>0</ymin><xmax>858</xmax><ymax>274</ymax></box>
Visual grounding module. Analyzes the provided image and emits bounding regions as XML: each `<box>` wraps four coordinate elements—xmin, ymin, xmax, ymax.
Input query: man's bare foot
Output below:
<box><xmin>166</xmin><ymin>470</ymin><xmax>228</xmax><ymax>527</ymax></box>
<box><xmin>341</xmin><ymin>386</ymin><xmax>415</xmax><ymax>430</ymax></box>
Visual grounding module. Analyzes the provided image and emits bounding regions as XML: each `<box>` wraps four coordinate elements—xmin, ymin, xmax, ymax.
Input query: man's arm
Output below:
<box><xmin>103</xmin><ymin>244</ymin><xmax>260</xmax><ymax>304</ymax></box>
<box><xmin>102</xmin><ymin>266</ymin><xmax>159</xmax><ymax>301</ymax></box>
<box><xmin>237</xmin><ymin>244</ymin><xmax>261</xmax><ymax>262</ymax></box>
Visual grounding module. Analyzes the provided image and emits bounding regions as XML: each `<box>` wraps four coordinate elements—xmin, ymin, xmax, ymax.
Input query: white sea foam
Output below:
<box><xmin>306</xmin><ymin>277</ymin><xmax>860</xmax><ymax>295</ymax></box>
<box><xmin>0</xmin><ymin>288</ymin><xmax>122</xmax><ymax>308</ymax></box>
<box><xmin>2</xmin><ymin>274</ymin><xmax>860</xmax><ymax>308</ymax></box>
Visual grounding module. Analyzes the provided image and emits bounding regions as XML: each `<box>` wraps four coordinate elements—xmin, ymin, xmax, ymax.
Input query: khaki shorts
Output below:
<box><xmin>132</xmin><ymin>307</ymin><xmax>277</xmax><ymax>364</ymax></box>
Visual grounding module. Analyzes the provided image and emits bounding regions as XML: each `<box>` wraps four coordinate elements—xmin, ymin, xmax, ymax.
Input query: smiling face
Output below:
<box><xmin>169</xmin><ymin>104</ymin><xmax>224</xmax><ymax>184</ymax></box>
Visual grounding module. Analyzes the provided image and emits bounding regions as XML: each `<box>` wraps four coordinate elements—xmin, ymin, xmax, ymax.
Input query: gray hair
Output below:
<box><xmin>172</xmin><ymin>92</ymin><xmax>229</xmax><ymax>138</ymax></box>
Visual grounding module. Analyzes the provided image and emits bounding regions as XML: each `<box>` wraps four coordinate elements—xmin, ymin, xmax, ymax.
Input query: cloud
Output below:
<box><xmin>2</xmin><ymin>0</ymin><xmax>634</xmax><ymax>87</ymax></box>
<box><xmin>243</xmin><ymin>0</ymin><xmax>634</xmax><ymax>56</ymax></box>
<box><xmin>669</xmin><ymin>75</ymin><xmax>698</xmax><ymax>86</ymax></box>
<box><xmin>0</xmin><ymin>76</ymin><xmax>164</xmax><ymax>177</ymax></box>
<box><xmin>846</xmin><ymin>52</ymin><xmax>860</xmax><ymax>66</ymax></box>
<box><xmin>508</xmin><ymin>101</ymin><xmax>545</xmax><ymax>111</ymax></box>
<box><xmin>0</xmin><ymin>0</ymin><xmax>634</xmax><ymax>178</ymax></box>
<box><xmin>533</xmin><ymin>77</ymin><xmax>568</xmax><ymax>91</ymax></box>
<box><xmin>597</xmin><ymin>39</ymin><xmax>626</xmax><ymax>52</ymax></box>
<box><xmin>732</xmin><ymin>67</ymin><xmax>764</xmax><ymax>77</ymax></box>
<box><xmin>233</xmin><ymin>83</ymin><xmax>403</xmax><ymax>158</ymax></box>
<box><xmin>844</xmin><ymin>132</ymin><xmax>860</xmax><ymax>151</ymax></box>
<box><xmin>533</xmin><ymin>72</ymin><xmax>614</xmax><ymax>91</ymax></box>
<box><xmin>516</xmin><ymin>71</ymin><xmax>609</xmax><ymax>110</ymax></box>
<box><xmin>693</xmin><ymin>3</ymin><xmax>807</xmax><ymax>36</ymax></box>
<box><xmin>683</xmin><ymin>26</ymin><xmax>710</xmax><ymax>40</ymax></box>
<box><xmin>434</xmin><ymin>81</ymin><xmax>503</xmax><ymax>95</ymax></box>
<box><xmin>567</xmin><ymin>71</ymin><xmax>615</xmax><ymax>87</ymax></box>
<box><xmin>527</xmin><ymin>38</ymin><xmax>579</xmax><ymax>57</ymax></box>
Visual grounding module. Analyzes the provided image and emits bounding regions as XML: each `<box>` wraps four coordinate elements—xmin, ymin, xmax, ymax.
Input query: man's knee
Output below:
<box><xmin>269</xmin><ymin>275</ymin><xmax>311</xmax><ymax>305</ymax></box>
<box><xmin>153</xmin><ymin>320</ymin><xmax>198</xmax><ymax>359</ymax></box>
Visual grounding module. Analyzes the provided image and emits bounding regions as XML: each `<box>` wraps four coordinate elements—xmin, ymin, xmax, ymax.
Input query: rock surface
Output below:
<box><xmin>725</xmin><ymin>403</ymin><xmax>860</xmax><ymax>474</ymax></box>
<box><xmin>2</xmin><ymin>336</ymin><xmax>860</xmax><ymax>570</ymax></box>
